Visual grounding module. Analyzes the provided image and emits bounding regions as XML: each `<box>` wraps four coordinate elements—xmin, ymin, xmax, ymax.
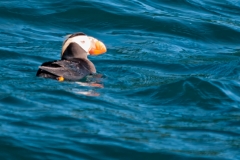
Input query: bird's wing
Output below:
<box><xmin>39</xmin><ymin>60</ymin><xmax>91</xmax><ymax>80</ymax></box>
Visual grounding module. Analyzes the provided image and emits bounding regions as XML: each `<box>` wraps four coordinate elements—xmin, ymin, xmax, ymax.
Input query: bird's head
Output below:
<box><xmin>61</xmin><ymin>32</ymin><xmax>107</xmax><ymax>59</ymax></box>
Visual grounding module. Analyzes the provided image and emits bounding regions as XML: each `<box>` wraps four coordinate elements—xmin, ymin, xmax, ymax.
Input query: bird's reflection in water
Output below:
<box><xmin>73</xmin><ymin>73</ymin><xmax>104</xmax><ymax>97</ymax></box>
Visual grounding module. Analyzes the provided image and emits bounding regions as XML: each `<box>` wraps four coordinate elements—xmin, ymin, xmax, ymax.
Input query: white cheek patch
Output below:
<box><xmin>62</xmin><ymin>35</ymin><xmax>91</xmax><ymax>55</ymax></box>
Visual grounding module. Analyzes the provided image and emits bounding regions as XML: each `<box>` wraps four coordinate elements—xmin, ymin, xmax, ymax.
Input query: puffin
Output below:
<box><xmin>36</xmin><ymin>32</ymin><xmax>107</xmax><ymax>81</ymax></box>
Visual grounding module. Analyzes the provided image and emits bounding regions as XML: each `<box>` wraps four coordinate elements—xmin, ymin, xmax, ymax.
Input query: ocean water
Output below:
<box><xmin>1</xmin><ymin>0</ymin><xmax>240</xmax><ymax>159</ymax></box>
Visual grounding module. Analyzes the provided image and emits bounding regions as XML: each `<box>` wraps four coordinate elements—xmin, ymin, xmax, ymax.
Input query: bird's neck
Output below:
<box><xmin>61</xmin><ymin>42</ymin><xmax>88</xmax><ymax>60</ymax></box>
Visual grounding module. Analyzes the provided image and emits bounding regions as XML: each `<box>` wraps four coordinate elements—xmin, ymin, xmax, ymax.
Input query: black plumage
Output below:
<box><xmin>36</xmin><ymin>41</ymin><xmax>96</xmax><ymax>81</ymax></box>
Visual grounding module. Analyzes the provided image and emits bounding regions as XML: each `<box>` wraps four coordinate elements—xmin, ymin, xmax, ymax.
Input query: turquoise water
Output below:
<box><xmin>1</xmin><ymin>0</ymin><xmax>240</xmax><ymax>159</ymax></box>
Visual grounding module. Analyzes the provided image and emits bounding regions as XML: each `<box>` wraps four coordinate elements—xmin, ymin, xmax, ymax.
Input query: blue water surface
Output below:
<box><xmin>1</xmin><ymin>0</ymin><xmax>240</xmax><ymax>159</ymax></box>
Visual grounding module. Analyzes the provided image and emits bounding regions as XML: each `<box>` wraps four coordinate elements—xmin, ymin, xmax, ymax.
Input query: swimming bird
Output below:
<box><xmin>36</xmin><ymin>32</ymin><xmax>107</xmax><ymax>81</ymax></box>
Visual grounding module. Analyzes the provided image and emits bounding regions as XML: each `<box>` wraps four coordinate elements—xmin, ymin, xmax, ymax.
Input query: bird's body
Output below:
<box><xmin>36</xmin><ymin>32</ymin><xmax>106</xmax><ymax>81</ymax></box>
<box><xmin>37</xmin><ymin>58</ymin><xmax>94</xmax><ymax>81</ymax></box>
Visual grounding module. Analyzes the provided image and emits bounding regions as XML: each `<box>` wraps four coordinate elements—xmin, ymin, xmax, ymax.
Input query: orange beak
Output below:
<box><xmin>89</xmin><ymin>40</ymin><xmax>107</xmax><ymax>55</ymax></box>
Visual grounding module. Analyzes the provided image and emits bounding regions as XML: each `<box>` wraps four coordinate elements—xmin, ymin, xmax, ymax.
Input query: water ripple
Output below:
<box><xmin>1</xmin><ymin>0</ymin><xmax>240</xmax><ymax>159</ymax></box>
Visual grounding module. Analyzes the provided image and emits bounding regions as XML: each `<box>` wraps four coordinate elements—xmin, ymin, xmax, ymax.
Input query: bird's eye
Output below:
<box><xmin>81</xmin><ymin>40</ymin><xmax>85</xmax><ymax>43</ymax></box>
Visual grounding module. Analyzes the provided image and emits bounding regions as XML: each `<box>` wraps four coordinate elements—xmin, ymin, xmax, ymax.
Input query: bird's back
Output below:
<box><xmin>36</xmin><ymin>58</ymin><xmax>94</xmax><ymax>81</ymax></box>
